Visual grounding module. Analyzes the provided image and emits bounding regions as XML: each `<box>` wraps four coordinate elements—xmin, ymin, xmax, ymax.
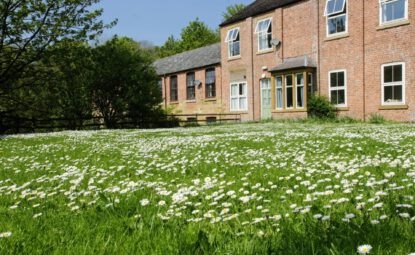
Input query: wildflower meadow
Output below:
<box><xmin>0</xmin><ymin>122</ymin><xmax>414</xmax><ymax>254</ymax></box>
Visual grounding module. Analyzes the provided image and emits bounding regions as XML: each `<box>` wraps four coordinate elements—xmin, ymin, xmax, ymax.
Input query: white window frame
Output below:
<box><xmin>325</xmin><ymin>0</ymin><xmax>348</xmax><ymax>37</ymax></box>
<box><xmin>255</xmin><ymin>18</ymin><xmax>272</xmax><ymax>52</ymax></box>
<box><xmin>328</xmin><ymin>69</ymin><xmax>348</xmax><ymax>107</ymax></box>
<box><xmin>379</xmin><ymin>0</ymin><xmax>408</xmax><ymax>25</ymax></box>
<box><xmin>230</xmin><ymin>81</ymin><xmax>248</xmax><ymax>111</ymax></box>
<box><xmin>225</xmin><ymin>27</ymin><xmax>241</xmax><ymax>58</ymax></box>
<box><xmin>381</xmin><ymin>62</ymin><xmax>406</xmax><ymax>106</ymax></box>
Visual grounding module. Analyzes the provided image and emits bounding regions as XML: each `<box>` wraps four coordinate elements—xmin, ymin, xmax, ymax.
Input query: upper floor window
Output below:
<box><xmin>170</xmin><ymin>76</ymin><xmax>178</xmax><ymax>102</ymax></box>
<box><xmin>255</xmin><ymin>18</ymin><xmax>272</xmax><ymax>52</ymax></box>
<box><xmin>329</xmin><ymin>70</ymin><xmax>347</xmax><ymax>107</ymax></box>
<box><xmin>230</xmin><ymin>82</ymin><xmax>247</xmax><ymax>111</ymax></box>
<box><xmin>382</xmin><ymin>62</ymin><xmax>405</xmax><ymax>105</ymax></box>
<box><xmin>380</xmin><ymin>0</ymin><xmax>408</xmax><ymax>25</ymax></box>
<box><xmin>186</xmin><ymin>72</ymin><xmax>196</xmax><ymax>100</ymax></box>
<box><xmin>225</xmin><ymin>28</ymin><xmax>240</xmax><ymax>58</ymax></box>
<box><xmin>205</xmin><ymin>68</ymin><xmax>216</xmax><ymax>98</ymax></box>
<box><xmin>325</xmin><ymin>0</ymin><xmax>348</xmax><ymax>36</ymax></box>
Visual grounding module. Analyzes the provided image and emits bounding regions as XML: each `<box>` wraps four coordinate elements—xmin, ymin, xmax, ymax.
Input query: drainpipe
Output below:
<box><xmin>362</xmin><ymin>0</ymin><xmax>367</xmax><ymax>121</ymax></box>
<box><xmin>163</xmin><ymin>75</ymin><xmax>167</xmax><ymax>109</ymax></box>
<box><xmin>317</xmin><ymin>0</ymin><xmax>321</xmax><ymax>95</ymax></box>
<box><xmin>250</xmin><ymin>18</ymin><xmax>255</xmax><ymax>121</ymax></box>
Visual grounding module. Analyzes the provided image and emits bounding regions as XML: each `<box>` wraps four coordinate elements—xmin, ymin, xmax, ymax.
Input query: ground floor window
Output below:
<box><xmin>187</xmin><ymin>72</ymin><xmax>196</xmax><ymax>100</ymax></box>
<box><xmin>382</xmin><ymin>62</ymin><xmax>405</xmax><ymax>105</ymax></box>
<box><xmin>329</xmin><ymin>70</ymin><xmax>347</xmax><ymax>107</ymax></box>
<box><xmin>230</xmin><ymin>82</ymin><xmax>248</xmax><ymax>111</ymax></box>
<box><xmin>273</xmin><ymin>70</ymin><xmax>315</xmax><ymax>111</ymax></box>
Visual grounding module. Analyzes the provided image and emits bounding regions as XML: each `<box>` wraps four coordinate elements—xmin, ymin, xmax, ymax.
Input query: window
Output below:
<box><xmin>255</xmin><ymin>18</ymin><xmax>272</xmax><ymax>51</ymax></box>
<box><xmin>225</xmin><ymin>28</ymin><xmax>240</xmax><ymax>57</ymax></box>
<box><xmin>380</xmin><ymin>0</ymin><xmax>408</xmax><ymax>24</ymax></box>
<box><xmin>158</xmin><ymin>79</ymin><xmax>163</xmax><ymax>93</ymax></box>
<box><xmin>186</xmin><ymin>72</ymin><xmax>195</xmax><ymax>100</ymax></box>
<box><xmin>296</xmin><ymin>73</ymin><xmax>305</xmax><ymax>108</ymax></box>
<box><xmin>170</xmin><ymin>76</ymin><xmax>178</xmax><ymax>101</ymax></box>
<box><xmin>285</xmin><ymin>75</ymin><xmax>294</xmax><ymax>108</ymax></box>
<box><xmin>307</xmin><ymin>73</ymin><xmax>315</xmax><ymax>96</ymax></box>
<box><xmin>325</xmin><ymin>0</ymin><xmax>347</xmax><ymax>36</ymax></box>
<box><xmin>382</xmin><ymin>63</ymin><xmax>405</xmax><ymax>105</ymax></box>
<box><xmin>275</xmin><ymin>76</ymin><xmax>283</xmax><ymax>109</ymax></box>
<box><xmin>205</xmin><ymin>68</ymin><xmax>216</xmax><ymax>98</ymax></box>
<box><xmin>230</xmin><ymin>82</ymin><xmax>247</xmax><ymax>111</ymax></box>
<box><xmin>206</xmin><ymin>117</ymin><xmax>217</xmax><ymax>125</ymax></box>
<box><xmin>329</xmin><ymin>70</ymin><xmax>347</xmax><ymax>106</ymax></box>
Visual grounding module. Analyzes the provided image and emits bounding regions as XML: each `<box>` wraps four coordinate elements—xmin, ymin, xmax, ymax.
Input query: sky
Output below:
<box><xmin>96</xmin><ymin>0</ymin><xmax>253</xmax><ymax>46</ymax></box>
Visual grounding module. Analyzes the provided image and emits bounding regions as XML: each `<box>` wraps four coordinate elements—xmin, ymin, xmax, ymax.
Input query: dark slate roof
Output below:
<box><xmin>220</xmin><ymin>0</ymin><xmax>303</xmax><ymax>27</ymax></box>
<box><xmin>153</xmin><ymin>43</ymin><xmax>221</xmax><ymax>76</ymax></box>
<box><xmin>269</xmin><ymin>55</ymin><xmax>316</xmax><ymax>72</ymax></box>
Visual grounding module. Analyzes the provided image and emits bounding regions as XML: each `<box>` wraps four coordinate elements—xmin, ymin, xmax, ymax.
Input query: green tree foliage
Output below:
<box><xmin>307</xmin><ymin>95</ymin><xmax>337</xmax><ymax>119</ymax></box>
<box><xmin>90</xmin><ymin>37</ymin><xmax>162</xmax><ymax>128</ymax></box>
<box><xmin>157</xmin><ymin>18</ymin><xmax>219</xmax><ymax>58</ymax></box>
<box><xmin>0</xmin><ymin>0</ymin><xmax>115</xmax><ymax>93</ymax></box>
<box><xmin>222</xmin><ymin>4</ymin><xmax>246</xmax><ymax>21</ymax></box>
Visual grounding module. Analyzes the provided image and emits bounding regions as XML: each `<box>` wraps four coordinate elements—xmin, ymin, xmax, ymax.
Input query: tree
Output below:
<box><xmin>157</xmin><ymin>18</ymin><xmax>219</xmax><ymax>58</ymax></box>
<box><xmin>222</xmin><ymin>4</ymin><xmax>246</xmax><ymax>21</ymax></box>
<box><xmin>90</xmin><ymin>37</ymin><xmax>162</xmax><ymax>128</ymax></box>
<box><xmin>0</xmin><ymin>0</ymin><xmax>115</xmax><ymax>105</ymax></box>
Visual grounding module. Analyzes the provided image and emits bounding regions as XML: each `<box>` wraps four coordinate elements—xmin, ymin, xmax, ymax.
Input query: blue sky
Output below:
<box><xmin>96</xmin><ymin>0</ymin><xmax>253</xmax><ymax>46</ymax></box>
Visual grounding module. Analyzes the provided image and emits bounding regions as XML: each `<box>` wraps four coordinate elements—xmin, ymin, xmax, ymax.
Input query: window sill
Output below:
<box><xmin>230</xmin><ymin>110</ymin><xmax>248</xmax><ymax>114</ymax></box>
<box><xmin>379</xmin><ymin>104</ymin><xmax>408</xmax><ymax>110</ymax></box>
<box><xmin>204</xmin><ymin>98</ymin><xmax>217</xmax><ymax>102</ymax></box>
<box><xmin>256</xmin><ymin>49</ymin><xmax>274</xmax><ymax>55</ymax></box>
<box><xmin>169</xmin><ymin>101</ymin><xmax>179</xmax><ymax>105</ymax></box>
<box><xmin>336</xmin><ymin>107</ymin><xmax>349</xmax><ymax>111</ymax></box>
<box><xmin>377</xmin><ymin>20</ymin><xmax>410</xmax><ymax>30</ymax></box>
<box><xmin>272</xmin><ymin>109</ymin><xmax>307</xmax><ymax>113</ymax></box>
<box><xmin>324</xmin><ymin>33</ymin><xmax>349</xmax><ymax>42</ymax></box>
<box><xmin>228</xmin><ymin>56</ymin><xmax>241</xmax><ymax>62</ymax></box>
<box><xmin>186</xmin><ymin>100</ymin><xmax>196</xmax><ymax>103</ymax></box>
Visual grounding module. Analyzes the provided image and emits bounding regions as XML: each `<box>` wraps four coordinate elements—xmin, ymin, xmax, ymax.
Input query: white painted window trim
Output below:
<box><xmin>328</xmin><ymin>69</ymin><xmax>348</xmax><ymax>107</ymax></box>
<box><xmin>324</xmin><ymin>0</ymin><xmax>347</xmax><ymax>16</ymax></box>
<box><xmin>381</xmin><ymin>62</ymin><xmax>406</xmax><ymax>106</ymax></box>
<box><xmin>275</xmin><ymin>76</ymin><xmax>283</xmax><ymax>110</ymax></box>
<box><xmin>230</xmin><ymin>81</ymin><xmax>248</xmax><ymax>111</ymax></box>
<box><xmin>296</xmin><ymin>73</ymin><xmax>305</xmax><ymax>109</ymax></box>
<box><xmin>379</xmin><ymin>0</ymin><xmax>408</xmax><ymax>25</ymax></box>
<box><xmin>226</xmin><ymin>27</ymin><xmax>241</xmax><ymax>58</ymax></box>
<box><xmin>256</xmin><ymin>18</ymin><xmax>273</xmax><ymax>52</ymax></box>
<box><xmin>325</xmin><ymin>0</ymin><xmax>348</xmax><ymax>37</ymax></box>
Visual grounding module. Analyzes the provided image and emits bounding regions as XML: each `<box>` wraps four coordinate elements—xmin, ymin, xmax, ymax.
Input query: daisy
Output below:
<box><xmin>357</xmin><ymin>244</ymin><xmax>372</xmax><ymax>254</ymax></box>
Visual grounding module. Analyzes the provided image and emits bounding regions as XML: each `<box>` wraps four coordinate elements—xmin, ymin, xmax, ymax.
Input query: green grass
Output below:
<box><xmin>0</xmin><ymin>123</ymin><xmax>414</xmax><ymax>254</ymax></box>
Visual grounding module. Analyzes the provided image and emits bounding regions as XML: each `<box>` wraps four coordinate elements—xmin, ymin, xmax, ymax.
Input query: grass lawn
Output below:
<box><xmin>0</xmin><ymin>122</ymin><xmax>414</xmax><ymax>254</ymax></box>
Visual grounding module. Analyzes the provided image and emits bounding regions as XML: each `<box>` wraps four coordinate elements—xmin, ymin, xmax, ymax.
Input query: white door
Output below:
<box><xmin>260</xmin><ymin>79</ymin><xmax>272</xmax><ymax>120</ymax></box>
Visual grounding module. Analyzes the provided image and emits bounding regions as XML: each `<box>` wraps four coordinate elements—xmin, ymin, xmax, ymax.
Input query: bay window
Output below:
<box><xmin>275</xmin><ymin>76</ymin><xmax>283</xmax><ymax>109</ymax></box>
<box><xmin>230</xmin><ymin>82</ymin><xmax>247</xmax><ymax>111</ymax></box>
<box><xmin>296</xmin><ymin>74</ymin><xmax>305</xmax><ymax>108</ymax></box>
<box><xmin>285</xmin><ymin>75</ymin><xmax>294</xmax><ymax>109</ymax></box>
<box><xmin>382</xmin><ymin>63</ymin><xmax>405</xmax><ymax>105</ymax></box>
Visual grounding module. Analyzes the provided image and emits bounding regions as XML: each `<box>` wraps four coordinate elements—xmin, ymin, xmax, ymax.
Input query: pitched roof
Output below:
<box><xmin>220</xmin><ymin>0</ymin><xmax>304</xmax><ymax>27</ymax></box>
<box><xmin>153</xmin><ymin>43</ymin><xmax>221</xmax><ymax>76</ymax></box>
<box><xmin>269</xmin><ymin>55</ymin><xmax>316</xmax><ymax>72</ymax></box>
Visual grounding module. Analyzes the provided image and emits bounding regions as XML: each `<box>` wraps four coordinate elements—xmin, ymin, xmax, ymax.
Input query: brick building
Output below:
<box><xmin>155</xmin><ymin>0</ymin><xmax>414</xmax><ymax>122</ymax></box>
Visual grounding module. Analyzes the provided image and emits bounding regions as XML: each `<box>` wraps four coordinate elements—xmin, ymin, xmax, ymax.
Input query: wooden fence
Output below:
<box><xmin>0</xmin><ymin>113</ymin><xmax>241</xmax><ymax>134</ymax></box>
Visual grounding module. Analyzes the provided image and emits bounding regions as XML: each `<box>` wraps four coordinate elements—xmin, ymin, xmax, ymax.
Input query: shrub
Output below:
<box><xmin>307</xmin><ymin>95</ymin><xmax>336</xmax><ymax>120</ymax></box>
<box><xmin>368</xmin><ymin>113</ymin><xmax>386</xmax><ymax>124</ymax></box>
